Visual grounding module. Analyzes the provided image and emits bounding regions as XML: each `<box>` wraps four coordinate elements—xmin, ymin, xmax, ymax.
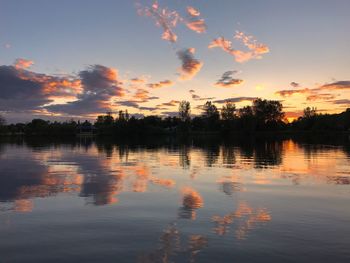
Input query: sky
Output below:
<box><xmin>1</xmin><ymin>0</ymin><xmax>350</xmax><ymax>123</ymax></box>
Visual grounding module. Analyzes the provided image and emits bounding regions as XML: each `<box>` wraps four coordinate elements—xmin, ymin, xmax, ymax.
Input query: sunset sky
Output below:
<box><xmin>1</xmin><ymin>0</ymin><xmax>350</xmax><ymax>123</ymax></box>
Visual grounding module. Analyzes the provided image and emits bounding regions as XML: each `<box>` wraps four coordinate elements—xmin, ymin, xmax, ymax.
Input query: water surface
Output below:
<box><xmin>0</xmin><ymin>136</ymin><xmax>350</xmax><ymax>262</ymax></box>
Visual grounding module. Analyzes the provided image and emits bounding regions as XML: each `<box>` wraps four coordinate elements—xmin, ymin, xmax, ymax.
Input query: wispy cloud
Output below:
<box><xmin>189</xmin><ymin>90</ymin><xmax>215</xmax><ymax>101</ymax></box>
<box><xmin>147</xmin><ymin>79</ymin><xmax>174</xmax><ymax>88</ymax></box>
<box><xmin>214</xmin><ymin>70</ymin><xmax>244</xmax><ymax>88</ymax></box>
<box><xmin>213</xmin><ymin>97</ymin><xmax>257</xmax><ymax>104</ymax></box>
<box><xmin>320</xmin><ymin>81</ymin><xmax>350</xmax><ymax>90</ymax></box>
<box><xmin>275</xmin><ymin>88</ymin><xmax>310</xmax><ymax>97</ymax></box>
<box><xmin>330</xmin><ymin>99</ymin><xmax>350</xmax><ymax>105</ymax></box>
<box><xmin>208</xmin><ymin>31</ymin><xmax>269</xmax><ymax>63</ymax></box>
<box><xmin>184</xmin><ymin>6</ymin><xmax>206</xmax><ymax>33</ymax></box>
<box><xmin>157</xmin><ymin>100</ymin><xmax>180</xmax><ymax>107</ymax></box>
<box><xmin>306</xmin><ymin>93</ymin><xmax>336</xmax><ymax>101</ymax></box>
<box><xmin>137</xmin><ymin>1</ymin><xmax>180</xmax><ymax>43</ymax></box>
<box><xmin>275</xmin><ymin>81</ymin><xmax>350</xmax><ymax>102</ymax></box>
<box><xmin>130</xmin><ymin>77</ymin><xmax>147</xmax><ymax>84</ymax></box>
<box><xmin>177</xmin><ymin>48</ymin><xmax>203</xmax><ymax>80</ymax></box>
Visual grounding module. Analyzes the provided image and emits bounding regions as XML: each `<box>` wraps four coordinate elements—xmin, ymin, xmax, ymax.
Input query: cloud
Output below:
<box><xmin>160</xmin><ymin>111</ymin><xmax>178</xmax><ymax>117</ymax></box>
<box><xmin>130</xmin><ymin>77</ymin><xmax>146</xmax><ymax>84</ymax></box>
<box><xmin>157</xmin><ymin>100</ymin><xmax>180</xmax><ymax>107</ymax></box>
<box><xmin>177</xmin><ymin>48</ymin><xmax>203</xmax><ymax>80</ymax></box>
<box><xmin>133</xmin><ymin>88</ymin><xmax>153</xmax><ymax>102</ymax></box>
<box><xmin>214</xmin><ymin>71</ymin><xmax>244</xmax><ymax>88</ymax></box>
<box><xmin>208</xmin><ymin>31</ymin><xmax>269</xmax><ymax>63</ymax></box>
<box><xmin>275</xmin><ymin>88</ymin><xmax>310</xmax><ymax>97</ymax></box>
<box><xmin>213</xmin><ymin>97</ymin><xmax>257</xmax><ymax>104</ymax></box>
<box><xmin>14</xmin><ymin>58</ymin><xmax>34</xmax><ymax>69</ymax></box>
<box><xmin>290</xmin><ymin>82</ymin><xmax>300</xmax><ymax>88</ymax></box>
<box><xmin>306</xmin><ymin>93</ymin><xmax>336</xmax><ymax>101</ymax></box>
<box><xmin>185</xmin><ymin>6</ymin><xmax>206</xmax><ymax>33</ymax></box>
<box><xmin>0</xmin><ymin>64</ymin><xmax>81</xmax><ymax>112</ymax></box>
<box><xmin>187</xmin><ymin>6</ymin><xmax>200</xmax><ymax>17</ymax></box>
<box><xmin>46</xmin><ymin>65</ymin><xmax>124</xmax><ymax>115</ymax></box>
<box><xmin>189</xmin><ymin>90</ymin><xmax>215</xmax><ymax>101</ymax></box>
<box><xmin>137</xmin><ymin>1</ymin><xmax>180</xmax><ymax>43</ymax></box>
<box><xmin>185</xmin><ymin>20</ymin><xmax>207</xmax><ymax>33</ymax></box>
<box><xmin>4</xmin><ymin>43</ymin><xmax>11</xmax><ymax>49</ymax></box>
<box><xmin>116</xmin><ymin>100</ymin><xmax>140</xmax><ymax>108</ymax></box>
<box><xmin>147</xmin><ymin>79</ymin><xmax>174</xmax><ymax>88</ymax></box>
<box><xmin>275</xmin><ymin>81</ymin><xmax>350</xmax><ymax>101</ymax></box>
<box><xmin>319</xmin><ymin>81</ymin><xmax>350</xmax><ymax>90</ymax></box>
<box><xmin>0</xmin><ymin>66</ymin><xmax>52</xmax><ymax>111</ymax></box>
<box><xmin>139</xmin><ymin>106</ymin><xmax>158</xmax><ymax>111</ymax></box>
<box><xmin>330</xmin><ymin>99</ymin><xmax>350</xmax><ymax>105</ymax></box>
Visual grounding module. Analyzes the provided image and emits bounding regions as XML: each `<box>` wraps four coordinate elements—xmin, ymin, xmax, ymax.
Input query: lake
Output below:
<box><xmin>0</xmin><ymin>135</ymin><xmax>350</xmax><ymax>263</ymax></box>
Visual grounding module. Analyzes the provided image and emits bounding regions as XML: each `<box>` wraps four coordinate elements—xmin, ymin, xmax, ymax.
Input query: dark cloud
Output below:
<box><xmin>116</xmin><ymin>100</ymin><xmax>139</xmax><ymax>108</ymax></box>
<box><xmin>160</xmin><ymin>111</ymin><xmax>178</xmax><ymax>117</ymax></box>
<box><xmin>290</xmin><ymin>82</ymin><xmax>300</xmax><ymax>88</ymax></box>
<box><xmin>46</xmin><ymin>65</ymin><xmax>124</xmax><ymax>115</ymax></box>
<box><xmin>330</xmin><ymin>99</ymin><xmax>350</xmax><ymax>105</ymax></box>
<box><xmin>139</xmin><ymin>106</ymin><xmax>158</xmax><ymax>111</ymax></box>
<box><xmin>320</xmin><ymin>81</ymin><xmax>350</xmax><ymax>90</ymax></box>
<box><xmin>214</xmin><ymin>71</ymin><xmax>244</xmax><ymax>88</ymax></box>
<box><xmin>189</xmin><ymin>90</ymin><xmax>215</xmax><ymax>101</ymax></box>
<box><xmin>214</xmin><ymin>97</ymin><xmax>257</xmax><ymax>104</ymax></box>
<box><xmin>157</xmin><ymin>100</ymin><xmax>180</xmax><ymax>107</ymax></box>
<box><xmin>177</xmin><ymin>48</ymin><xmax>202</xmax><ymax>80</ymax></box>
<box><xmin>0</xmin><ymin>65</ymin><xmax>79</xmax><ymax>111</ymax></box>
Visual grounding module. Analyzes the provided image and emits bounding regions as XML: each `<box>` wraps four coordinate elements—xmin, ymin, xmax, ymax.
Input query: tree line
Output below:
<box><xmin>1</xmin><ymin>98</ymin><xmax>350</xmax><ymax>136</ymax></box>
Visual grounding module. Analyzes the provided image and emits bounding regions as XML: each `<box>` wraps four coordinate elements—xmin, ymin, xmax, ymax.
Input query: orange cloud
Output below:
<box><xmin>275</xmin><ymin>88</ymin><xmax>310</xmax><ymax>97</ymax></box>
<box><xmin>157</xmin><ymin>100</ymin><xmax>180</xmax><ymax>107</ymax></box>
<box><xmin>306</xmin><ymin>93</ymin><xmax>336</xmax><ymax>101</ymax></box>
<box><xmin>177</xmin><ymin>48</ymin><xmax>203</xmax><ymax>80</ymax></box>
<box><xmin>185</xmin><ymin>6</ymin><xmax>206</xmax><ymax>33</ymax></box>
<box><xmin>137</xmin><ymin>1</ymin><xmax>180</xmax><ymax>43</ymax></box>
<box><xmin>187</xmin><ymin>6</ymin><xmax>200</xmax><ymax>16</ymax></box>
<box><xmin>208</xmin><ymin>31</ymin><xmax>269</xmax><ymax>63</ymax></box>
<box><xmin>147</xmin><ymin>79</ymin><xmax>174</xmax><ymax>88</ymax></box>
<box><xmin>14</xmin><ymin>58</ymin><xmax>34</xmax><ymax>69</ymax></box>
<box><xmin>185</xmin><ymin>19</ymin><xmax>207</xmax><ymax>33</ymax></box>
<box><xmin>130</xmin><ymin>77</ymin><xmax>146</xmax><ymax>84</ymax></box>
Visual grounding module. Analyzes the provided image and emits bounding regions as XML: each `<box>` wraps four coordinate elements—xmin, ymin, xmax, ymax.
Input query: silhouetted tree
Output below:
<box><xmin>221</xmin><ymin>102</ymin><xmax>236</xmax><ymax>121</ymax></box>
<box><xmin>303</xmin><ymin>107</ymin><xmax>317</xmax><ymax>118</ymax></box>
<box><xmin>202</xmin><ymin>101</ymin><xmax>220</xmax><ymax>131</ymax></box>
<box><xmin>252</xmin><ymin>99</ymin><xmax>284</xmax><ymax>126</ymax></box>
<box><xmin>0</xmin><ymin>115</ymin><xmax>5</xmax><ymax>126</ymax></box>
<box><xmin>179</xmin><ymin>100</ymin><xmax>191</xmax><ymax>122</ymax></box>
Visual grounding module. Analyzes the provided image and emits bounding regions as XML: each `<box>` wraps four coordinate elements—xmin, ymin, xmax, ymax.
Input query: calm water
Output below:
<box><xmin>0</xmin><ymin>136</ymin><xmax>350</xmax><ymax>263</ymax></box>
